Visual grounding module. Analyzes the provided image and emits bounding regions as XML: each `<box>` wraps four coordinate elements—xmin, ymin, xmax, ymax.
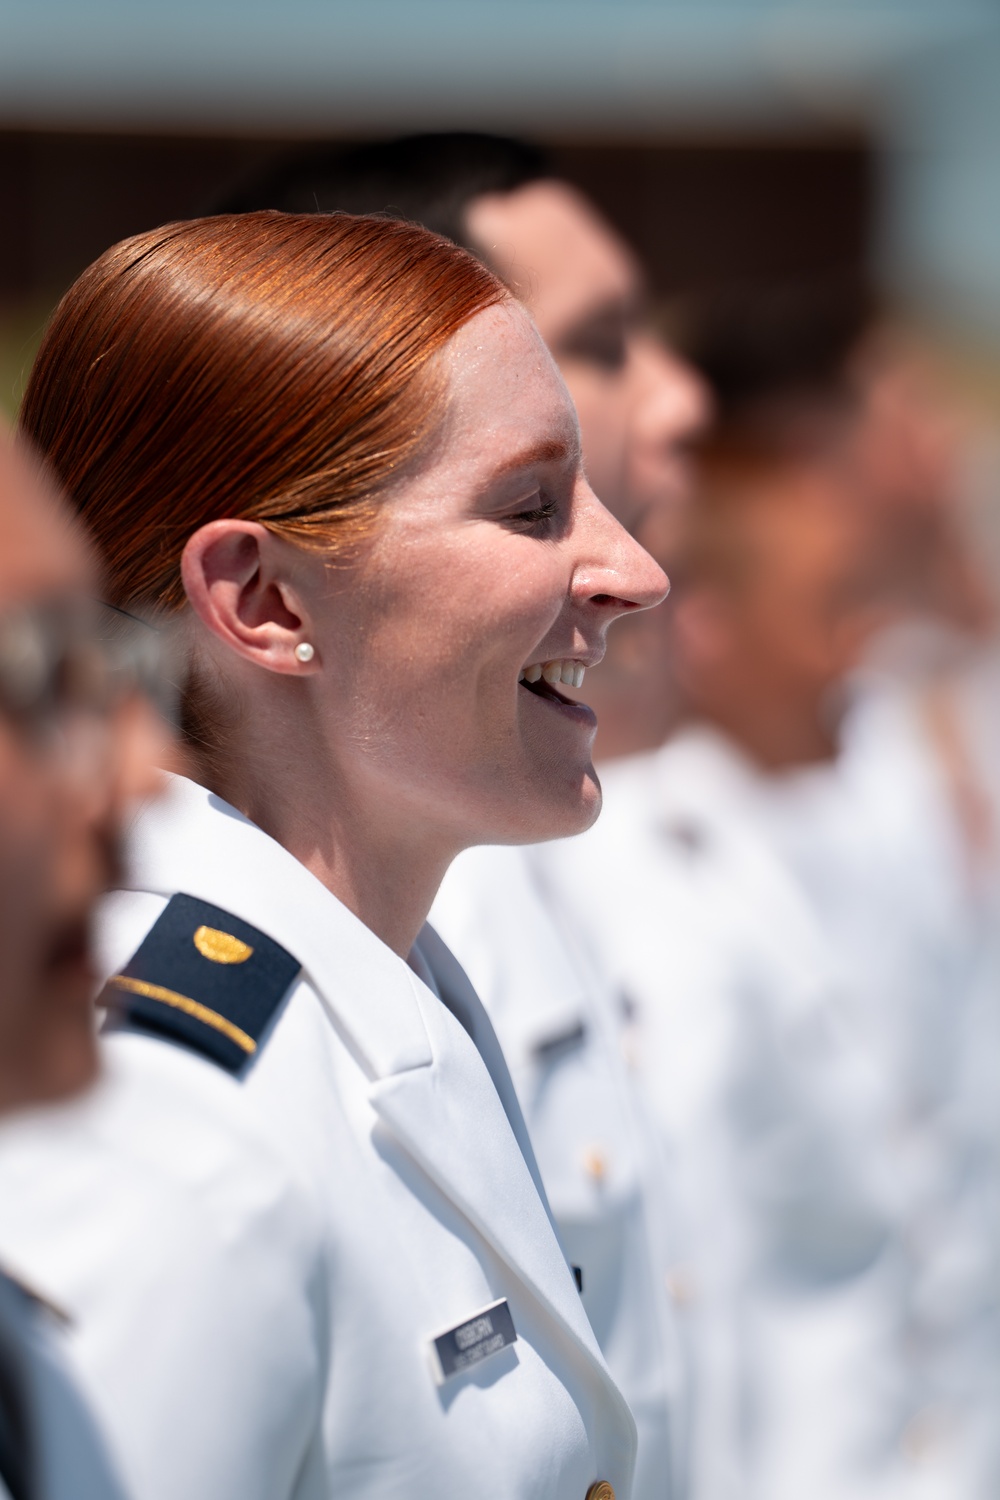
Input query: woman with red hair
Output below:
<box><xmin>0</xmin><ymin>211</ymin><xmax>665</xmax><ymax>1500</ymax></box>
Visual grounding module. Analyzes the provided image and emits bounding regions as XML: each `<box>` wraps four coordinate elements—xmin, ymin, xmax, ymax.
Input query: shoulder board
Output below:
<box><xmin>100</xmin><ymin>893</ymin><xmax>301</xmax><ymax>1077</ymax></box>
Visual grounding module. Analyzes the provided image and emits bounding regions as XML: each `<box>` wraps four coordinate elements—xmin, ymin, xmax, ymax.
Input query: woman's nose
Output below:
<box><xmin>573</xmin><ymin>485</ymin><xmax>670</xmax><ymax>616</ymax></box>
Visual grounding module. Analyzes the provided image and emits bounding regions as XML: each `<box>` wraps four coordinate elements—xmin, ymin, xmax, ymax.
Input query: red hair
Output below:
<box><xmin>19</xmin><ymin>211</ymin><xmax>508</xmax><ymax>612</ymax></box>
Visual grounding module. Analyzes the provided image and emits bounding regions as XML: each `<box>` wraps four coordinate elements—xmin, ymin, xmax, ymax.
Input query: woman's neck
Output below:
<box><xmin>193</xmin><ymin>722</ymin><xmax>453</xmax><ymax>961</ymax></box>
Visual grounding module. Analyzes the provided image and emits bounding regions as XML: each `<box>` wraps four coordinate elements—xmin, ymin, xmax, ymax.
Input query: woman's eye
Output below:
<box><xmin>505</xmin><ymin>496</ymin><xmax>559</xmax><ymax>533</ymax></box>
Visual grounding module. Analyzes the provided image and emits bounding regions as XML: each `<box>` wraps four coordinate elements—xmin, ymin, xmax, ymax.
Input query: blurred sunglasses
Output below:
<box><xmin>0</xmin><ymin>597</ymin><xmax>177</xmax><ymax>755</ymax></box>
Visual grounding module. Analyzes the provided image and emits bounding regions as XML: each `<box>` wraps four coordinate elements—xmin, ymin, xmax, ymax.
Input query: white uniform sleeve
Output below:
<box><xmin>0</xmin><ymin>1039</ymin><xmax>331</xmax><ymax>1500</ymax></box>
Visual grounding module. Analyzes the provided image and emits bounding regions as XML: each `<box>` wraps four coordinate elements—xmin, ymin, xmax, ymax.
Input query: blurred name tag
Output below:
<box><xmin>429</xmin><ymin>1298</ymin><xmax>517</xmax><ymax>1384</ymax></box>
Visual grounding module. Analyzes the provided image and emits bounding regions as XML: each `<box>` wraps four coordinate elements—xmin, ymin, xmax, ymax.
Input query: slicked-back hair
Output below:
<box><xmin>19</xmin><ymin>210</ymin><xmax>508</xmax><ymax>613</ymax></box>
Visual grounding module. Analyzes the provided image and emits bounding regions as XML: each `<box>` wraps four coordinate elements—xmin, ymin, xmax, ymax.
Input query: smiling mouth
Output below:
<box><xmin>518</xmin><ymin>658</ymin><xmax>586</xmax><ymax>707</ymax></box>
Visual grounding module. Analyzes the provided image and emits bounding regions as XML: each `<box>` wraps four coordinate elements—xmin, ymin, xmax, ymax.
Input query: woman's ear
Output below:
<box><xmin>180</xmin><ymin>520</ymin><xmax>320</xmax><ymax>675</ymax></box>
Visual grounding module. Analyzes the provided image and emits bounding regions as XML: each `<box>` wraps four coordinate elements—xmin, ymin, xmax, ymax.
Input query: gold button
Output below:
<box><xmin>586</xmin><ymin>1484</ymin><xmax>616</xmax><ymax>1500</ymax></box>
<box><xmin>664</xmin><ymin>1264</ymin><xmax>698</xmax><ymax>1307</ymax></box>
<box><xmin>582</xmin><ymin>1147</ymin><xmax>608</xmax><ymax>1183</ymax></box>
<box><xmin>900</xmin><ymin>1405</ymin><xmax>952</xmax><ymax>1464</ymax></box>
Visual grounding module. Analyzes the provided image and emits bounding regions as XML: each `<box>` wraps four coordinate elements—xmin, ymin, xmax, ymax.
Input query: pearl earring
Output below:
<box><xmin>294</xmin><ymin>642</ymin><xmax>315</xmax><ymax>664</ymax></box>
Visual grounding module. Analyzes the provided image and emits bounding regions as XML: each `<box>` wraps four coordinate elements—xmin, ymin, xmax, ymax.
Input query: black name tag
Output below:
<box><xmin>429</xmin><ymin>1299</ymin><xmax>517</xmax><ymax>1384</ymax></box>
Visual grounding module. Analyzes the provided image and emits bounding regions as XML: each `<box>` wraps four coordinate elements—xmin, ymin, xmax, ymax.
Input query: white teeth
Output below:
<box><xmin>520</xmin><ymin>659</ymin><xmax>587</xmax><ymax>690</ymax></box>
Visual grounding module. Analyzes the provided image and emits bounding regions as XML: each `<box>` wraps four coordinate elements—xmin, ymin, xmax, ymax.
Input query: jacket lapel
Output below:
<box><xmin>367</xmin><ymin>985</ymin><xmax>632</xmax><ymax>1429</ymax></box>
<box><xmin>122</xmin><ymin>776</ymin><xmax>432</xmax><ymax>1078</ymax></box>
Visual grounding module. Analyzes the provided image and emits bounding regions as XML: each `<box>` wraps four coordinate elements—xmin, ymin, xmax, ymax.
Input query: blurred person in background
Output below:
<box><xmin>0</xmin><ymin>430</ymin><xmax>166</xmax><ymax>1500</ymax></box>
<box><xmin>0</xmin><ymin>210</ymin><xmax>666</xmax><ymax>1500</ymax></box>
<box><xmin>540</xmin><ymin>281</ymin><xmax>998</xmax><ymax>1498</ymax></box>
<box><xmin>688</xmin><ymin>291</ymin><xmax>999</xmax><ymax>1499</ymax></box>
<box><xmin>845</xmin><ymin>321</ymin><xmax>995</xmax><ymax>659</ymax></box>
<box><xmin>685</xmin><ymin>285</ymin><xmax>996</xmax><ymax>1281</ymax></box>
<box><xmin>537</xmin><ymin>416</ymin><xmax>900</xmax><ymax>1500</ymax></box>
<box><xmin>225</xmin><ymin>132</ymin><xmax>711</xmax><ymax>1500</ymax></box>
<box><xmin>684</xmin><ymin>284</ymin><xmax>997</xmax><ymax>897</ymax></box>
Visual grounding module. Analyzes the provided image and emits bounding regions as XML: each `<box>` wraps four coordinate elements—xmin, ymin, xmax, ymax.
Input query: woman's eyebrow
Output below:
<box><xmin>490</xmin><ymin>437</ymin><xmax>575</xmax><ymax>482</ymax></box>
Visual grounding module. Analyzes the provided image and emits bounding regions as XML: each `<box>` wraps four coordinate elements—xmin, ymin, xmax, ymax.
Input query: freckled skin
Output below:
<box><xmin>467</xmin><ymin>182</ymin><xmax>709</xmax><ymax>538</ymax></box>
<box><xmin>672</xmin><ymin>465</ymin><xmax>877</xmax><ymax>771</ymax></box>
<box><xmin>466</xmin><ymin>182</ymin><xmax>711</xmax><ymax>758</ymax></box>
<box><xmin>323</xmin><ymin>307</ymin><xmax>655</xmax><ymax>845</ymax></box>
<box><xmin>182</xmin><ymin>304</ymin><xmax>667</xmax><ymax>956</ymax></box>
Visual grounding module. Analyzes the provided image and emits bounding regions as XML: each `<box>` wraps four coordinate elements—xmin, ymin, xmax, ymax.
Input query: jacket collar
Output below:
<box><xmin>412</xmin><ymin>923</ymin><xmax>555</xmax><ymax>1220</ymax></box>
<box><xmin>431</xmin><ymin>846</ymin><xmax>588</xmax><ymax>1063</ymax></box>
<box><xmin>121</xmin><ymin>774</ymin><xmax>432</xmax><ymax>1079</ymax></box>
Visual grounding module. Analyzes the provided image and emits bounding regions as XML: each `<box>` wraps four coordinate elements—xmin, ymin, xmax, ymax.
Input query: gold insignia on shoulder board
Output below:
<box><xmin>193</xmin><ymin>925</ymin><xmax>254</xmax><ymax>965</ymax></box>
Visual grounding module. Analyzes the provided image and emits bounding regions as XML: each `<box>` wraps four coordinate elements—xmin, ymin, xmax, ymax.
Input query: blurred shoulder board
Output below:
<box><xmin>428</xmin><ymin>1298</ymin><xmax>517</xmax><ymax>1384</ymax></box>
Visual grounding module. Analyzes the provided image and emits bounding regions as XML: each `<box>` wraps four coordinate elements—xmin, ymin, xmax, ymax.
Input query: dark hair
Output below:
<box><xmin>672</xmin><ymin>428</ymin><xmax>854</xmax><ymax>598</ymax></box>
<box><xmin>681</xmin><ymin>276</ymin><xmax>876</xmax><ymax>421</ymax></box>
<box><xmin>19</xmin><ymin>211</ymin><xmax>507</xmax><ymax>614</ymax></box>
<box><xmin>217</xmin><ymin>133</ymin><xmax>548</xmax><ymax>250</ymax></box>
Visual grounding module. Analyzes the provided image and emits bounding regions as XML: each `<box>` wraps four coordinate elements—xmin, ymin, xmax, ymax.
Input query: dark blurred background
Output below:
<box><xmin>0</xmin><ymin>127</ymin><xmax>876</xmax><ymax>417</ymax></box>
<box><xmin>0</xmin><ymin>128</ymin><xmax>873</xmax><ymax>320</ymax></box>
<box><xmin>3</xmin><ymin>3</ymin><xmax>1000</xmax><ymax>413</ymax></box>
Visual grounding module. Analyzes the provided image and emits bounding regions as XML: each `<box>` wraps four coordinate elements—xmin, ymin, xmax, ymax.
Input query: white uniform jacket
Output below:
<box><xmin>0</xmin><ymin>775</ymin><xmax>635</xmax><ymax>1500</ymax></box>
<box><xmin>430</xmin><ymin>846</ymin><xmax>688</xmax><ymax>1500</ymax></box>
<box><xmin>532</xmin><ymin>734</ymin><xmax>897</xmax><ymax>1500</ymax></box>
<box><xmin>0</xmin><ymin>1271</ymin><xmax>128</xmax><ymax>1500</ymax></box>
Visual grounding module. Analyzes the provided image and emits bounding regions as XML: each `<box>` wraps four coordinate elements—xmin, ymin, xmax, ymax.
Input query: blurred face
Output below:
<box><xmin>673</xmin><ymin>464</ymin><xmax>874</xmax><ymax>761</ymax></box>
<box><xmin>848</xmin><ymin>331</ymin><xmax>964</xmax><ymax>523</ymax></box>
<box><xmin>733</xmin><ymin>476</ymin><xmax>872</xmax><ymax>701</ymax></box>
<box><xmin>0</xmin><ymin>443</ymin><xmax>162</xmax><ymax>1112</ymax></box>
<box><xmin>465</xmin><ymin>181</ymin><xmax>710</xmax><ymax>538</ymax></box>
<box><xmin>300</xmin><ymin>302</ymin><xmax>668</xmax><ymax>848</ymax></box>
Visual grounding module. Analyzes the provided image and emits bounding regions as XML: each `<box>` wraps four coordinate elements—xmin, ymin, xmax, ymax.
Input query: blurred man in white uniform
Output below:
<box><xmin>0</xmin><ymin>431</ymin><xmax>165</xmax><ymax>1500</ymax></box>
<box><xmin>686</xmin><ymin>308</ymin><xmax>1000</xmax><ymax>1496</ymax></box>
<box><xmin>434</xmin><ymin>141</ymin><xmax>710</xmax><ymax>1500</ymax></box>
<box><xmin>535</xmin><ymin>432</ymin><xmax>900</xmax><ymax>1500</ymax></box>
<box><xmin>539</xmin><ymin>401</ymin><xmax>993</xmax><ymax>1497</ymax></box>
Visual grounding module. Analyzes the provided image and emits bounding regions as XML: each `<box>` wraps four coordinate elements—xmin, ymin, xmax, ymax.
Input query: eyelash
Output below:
<box><xmin>505</xmin><ymin>496</ymin><xmax>559</xmax><ymax>533</ymax></box>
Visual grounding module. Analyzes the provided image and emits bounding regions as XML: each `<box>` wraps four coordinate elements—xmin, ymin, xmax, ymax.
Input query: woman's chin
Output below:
<box><xmin>550</xmin><ymin>779</ymin><xmax>603</xmax><ymax>840</ymax></box>
<box><xmin>484</xmin><ymin>767</ymin><xmax>603</xmax><ymax>847</ymax></box>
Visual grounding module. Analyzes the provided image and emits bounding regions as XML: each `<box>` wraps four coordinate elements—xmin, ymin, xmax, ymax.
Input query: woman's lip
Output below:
<box><xmin>518</xmin><ymin>676</ymin><xmax>597</xmax><ymax>728</ymax></box>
